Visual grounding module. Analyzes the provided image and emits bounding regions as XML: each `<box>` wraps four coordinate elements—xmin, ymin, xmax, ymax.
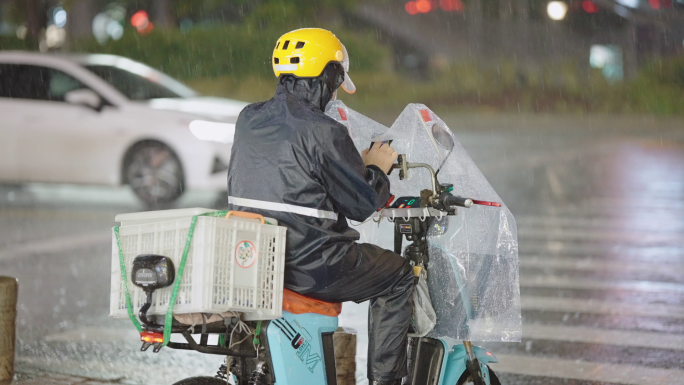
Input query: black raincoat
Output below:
<box><xmin>226</xmin><ymin>65</ymin><xmax>414</xmax><ymax>382</ymax></box>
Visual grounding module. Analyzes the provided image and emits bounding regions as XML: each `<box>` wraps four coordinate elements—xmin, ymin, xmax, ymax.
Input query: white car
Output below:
<box><xmin>0</xmin><ymin>52</ymin><xmax>248</xmax><ymax>205</ymax></box>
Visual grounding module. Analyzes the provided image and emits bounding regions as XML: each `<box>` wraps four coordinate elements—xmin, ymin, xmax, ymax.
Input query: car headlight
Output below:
<box><xmin>188</xmin><ymin>120</ymin><xmax>235</xmax><ymax>144</ymax></box>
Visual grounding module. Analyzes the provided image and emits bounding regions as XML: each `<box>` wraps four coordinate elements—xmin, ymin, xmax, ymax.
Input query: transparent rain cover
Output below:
<box><xmin>326</xmin><ymin>101</ymin><xmax>521</xmax><ymax>342</ymax></box>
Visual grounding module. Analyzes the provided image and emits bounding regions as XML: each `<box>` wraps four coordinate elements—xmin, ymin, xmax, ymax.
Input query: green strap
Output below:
<box><xmin>161</xmin><ymin>210</ymin><xmax>230</xmax><ymax>345</ymax></box>
<box><xmin>114</xmin><ymin>226</ymin><xmax>142</xmax><ymax>333</ymax></box>
<box><xmin>162</xmin><ymin>215</ymin><xmax>199</xmax><ymax>345</ymax></box>
<box><xmin>253</xmin><ymin>320</ymin><xmax>262</xmax><ymax>345</ymax></box>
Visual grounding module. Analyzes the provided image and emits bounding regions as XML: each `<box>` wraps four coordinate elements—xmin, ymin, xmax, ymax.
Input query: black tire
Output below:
<box><xmin>124</xmin><ymin>142</ymin><xmax>184</xmax><ymax>207</ymax></box>
<box><xmin>172</xmin><ymin>376</ymin><xmax>227</xmax><ymax>385</ymax></box>
<box><xmin>456</xmin><ymin>365</ymin><xmax>501</xmax><ymax>385</ymax></box>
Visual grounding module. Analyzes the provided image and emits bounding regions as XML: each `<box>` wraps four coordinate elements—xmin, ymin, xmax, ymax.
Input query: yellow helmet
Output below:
<box><xmin>272</xmin><ymin>28</ymin><xmax>355</xmax><ymax>94</ymax></box>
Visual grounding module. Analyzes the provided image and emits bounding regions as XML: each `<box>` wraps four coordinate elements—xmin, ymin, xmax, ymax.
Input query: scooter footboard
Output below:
<box><xmin>266</xmin><ymin>311</ymin><xmax>339</xmax><ymax>385</ymax></box>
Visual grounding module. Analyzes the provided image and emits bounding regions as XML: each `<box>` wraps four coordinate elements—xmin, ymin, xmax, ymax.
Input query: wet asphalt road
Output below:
<box><xmin>1</xmin><ymin>113</ymin><xmax>683</xmax><ymax>384</ymax></box>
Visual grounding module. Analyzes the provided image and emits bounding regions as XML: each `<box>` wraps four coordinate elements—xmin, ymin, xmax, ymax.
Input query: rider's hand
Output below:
<box><xmin>362</xmin><ymin>142</ymin><xmax>398</xmax><ymax>175</ymax></box>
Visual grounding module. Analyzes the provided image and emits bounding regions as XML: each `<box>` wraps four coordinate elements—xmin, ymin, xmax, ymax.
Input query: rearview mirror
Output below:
<box><xmin>65</xmin><ymin>89</ymin><xmax>102</xmax><ymax>111</ymax></box>
<box><xmin>431</xmin><ymin>123</ymin><xmax>454</xmax><ymax>151</ymax></box>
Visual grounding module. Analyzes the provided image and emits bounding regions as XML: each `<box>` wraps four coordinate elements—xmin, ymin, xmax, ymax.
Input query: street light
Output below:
<box><xmin>547</xmin><ymin>1</ymin><xmax>569</xmax><ymax>20</ymax></box>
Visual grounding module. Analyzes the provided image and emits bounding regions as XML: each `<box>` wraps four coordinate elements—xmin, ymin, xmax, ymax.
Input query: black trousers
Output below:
<box><xmin>304</xmin><ymin>243</ymin><xmax>415</xmax><ymax>382</ymax></box>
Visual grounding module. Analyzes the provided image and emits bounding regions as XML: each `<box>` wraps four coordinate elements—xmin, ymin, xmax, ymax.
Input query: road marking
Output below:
<box><xmin>520</xmin><ymin>275</ymin><xmax>684</xmax><ymax>293</ymax></box>
<box><xmin>494</xmin><ymin>354</ymin><xmax>684</xmax><ymax>384</ymax></box>
<box><xmin>519</xmin><ymin>241</ymin><xmax>684</xmax><ymax>261</ymax></box>
<box><xmin>522</xmin><ymin>324</ymin><xmax>684</xmax><ymax>351</ymax></box>
<box><xmin>521</xmin><ymin>296</ymin><xmax>684</xmax><ymax>319</ymax></box>
<box><xmin>520</xmin><ymin>257</ymin><xmax>684</xmax><ymax>277</ymax></box>
<box><xmin>0</xmin><ymin>229</ymin><xmax>111</xmax><ymax>262</ymax></box>
<box><xmin>11</xmin><ymin>183</ymin><xmax>219</xmax><ymax>206</ymax></box>
<box><xmin>517</xmin><ymin>215</ymin><xmax>684</xmax><ymax>232</ymax></box>
<box><xmin>518</xmin><ymin>227</ymin><xmax>684</xmax><ymax>244</ymax></box>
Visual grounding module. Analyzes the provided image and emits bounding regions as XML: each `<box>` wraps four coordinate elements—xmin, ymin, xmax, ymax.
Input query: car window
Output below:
<box><xmin>49</xmin><ymin>70</ymin><xmax>84</xmax><ymax>100</ymax></box>
<box><xmin>0</xmin><ymin>64</ymin><xmax>88</xmax><ymax>102</ymax></box>
<box><xmin>0</xmin><ymin>64</ymin><xmax>49</xmax><ymax>100</ymax></box>
<box><xmin>84</xmin><ymin>65</ymin><xmax>182</xmax><ymax>100</ymax></box>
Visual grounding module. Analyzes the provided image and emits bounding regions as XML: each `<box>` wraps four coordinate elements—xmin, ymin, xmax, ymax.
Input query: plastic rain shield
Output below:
<box><xmin>325</xmin><ymin>101</ymin><xmax>521</xmax><ymax>342</ymax></box>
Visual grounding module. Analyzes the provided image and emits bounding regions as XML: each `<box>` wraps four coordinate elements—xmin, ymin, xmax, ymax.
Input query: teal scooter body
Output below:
<box><xmin>266</xmin><ymin>311</ymin><xmax>339</xmax><ymax>385</ymax></box>
<box><xmin>265</xmin><ymin>311</ymin><xmax>498</xmax><ymax>385</ymax></box>
<box><xmin>437</xmin><ymin>340</ymin><xmax>498</xmax><ymax>385</ymax></box>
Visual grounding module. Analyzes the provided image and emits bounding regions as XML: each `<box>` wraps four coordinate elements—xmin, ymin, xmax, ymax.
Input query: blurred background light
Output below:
<box><xmin>15</xmin><ymin>25</ymin><xmax>27</xmax><ymax>40</ymax></box>
<box><xmin>406</xmin><ymin>0</ymin><xmax>463</xmax><ymax>14</ymax></box>
<box><xmin>590</xmin><ymin>45</ymin><xmax>623</xmax><ymax>81</ymax></box>
<box><xmin>405</xmin><ymin>1</ymin><xmax>419</xmax><ymax>14</ymax></box>
<box><xmin>131</xmin><ymin>10</ymin><xmax>153</xmax><ymax>35</ymax></box>
<box><xmin>614</xmin><ymin>4</ymin><xmax>631</xmax><ymax>17</ymax></box>
<box><xmin>179</xmin><ymin>18</ymin><xmax>194</xmax><ymax>32</ymax></box>
<box><xmin>93</xmin><ymin>11</ymin><xmax>124</xmax><ymax>45</ymax></box>
<box><xmin>440</xmin><ymin>0</ymin><xmax>464</xmax><ymax>12</ymax></box>
<box><xmin>106</xmin><ymin>20</ymin><xmax>124</xmax><ymax>40</ymax></box>
<box><xmin>416</xmin><ymin>0</ymin><xmax>433</xmax><ymax>13</ymax></box>
<box><xmin>130</xmin><ymin>10</ymin><xmax>148</xmax><ymax>28</ymax></box>
<box><xmin>45</xmin><ymin>24</ymin><xmax>66</xmax><ymax>48</ymax></box>
<box><xmin>582</xmin><ymin>0</ymin><xmax>600</xmax><ymax>13</ymax></box>
<box><xmin>616</xmin><ymin>0</ymin><xmax>639</xmax><ymax>8</ymax></box>
<box><xmin>53</xmin><ymin>8</ymin><xmax>67</xmax><ymax>28</ymax></box>
<box><xmin>547</xmin><ymin>1</ymin><xmax>569</xmax><ymax>20</ymax></box>
<box><xmin>648</xmin><ymin>0</ymin><xmax>661</xmax><ymax>8</ymax></box>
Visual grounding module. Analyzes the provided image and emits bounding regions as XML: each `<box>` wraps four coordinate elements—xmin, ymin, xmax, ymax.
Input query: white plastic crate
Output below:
<box><xmin>110</xmin><ymin>208</ymin><xmax>287</xmax><ymax>321</ymax></box>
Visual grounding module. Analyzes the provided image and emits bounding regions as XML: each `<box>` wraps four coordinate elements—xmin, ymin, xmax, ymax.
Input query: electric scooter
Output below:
<box><xmin>126</xmin><ymin>151</ymin><xmax>502</xmax><ymax>385</ymax></box>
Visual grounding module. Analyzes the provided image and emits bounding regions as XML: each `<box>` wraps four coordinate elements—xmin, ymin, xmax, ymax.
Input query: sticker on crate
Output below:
<box><xmin>235</xmin><ymin>240</ymin><xmax>257</xmax><ymax>268</ymax></box>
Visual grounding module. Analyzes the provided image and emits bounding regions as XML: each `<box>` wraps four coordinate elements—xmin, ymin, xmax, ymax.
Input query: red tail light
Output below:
<box><xmin>140</xmin><ymin>331</ymin><xmax>164</xmax><ymax>344</ymax></box>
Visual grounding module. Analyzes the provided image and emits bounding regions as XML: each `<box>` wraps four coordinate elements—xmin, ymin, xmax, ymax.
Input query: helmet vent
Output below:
<box><xmin>295</xmin><ymin>41</ymin><xmax>305</xmax><ymax>49</ymax></box>
<box><xmin>290</xmin><ymin>57</ymin><xmax>300</xmax><ymax>64</ymax></box>
<box><xmin>274</xmin><ymin>57</ymin><xmax>279</xmax><ymax>64</ymax></box>
<box><xmin>282</xmin><ymin>40</ymin><xmax>290</xmax><ymax>50</ymax></box>
<box><xmin>276</xmin><ymin>42</ymin><xmax>280</xmax><ymax>49</ymax></box>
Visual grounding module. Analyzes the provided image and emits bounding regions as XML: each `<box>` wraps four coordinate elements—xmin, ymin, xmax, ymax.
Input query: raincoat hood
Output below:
<box><xmin>278</xmin><ymin>62</ymin><xmax>344</xmax><ymax>112</ymax></box>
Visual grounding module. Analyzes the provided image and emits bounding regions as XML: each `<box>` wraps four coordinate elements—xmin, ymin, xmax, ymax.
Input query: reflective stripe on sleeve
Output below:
<box><xmin>228</xmin><ymin>196</ymin><xmax>338</xmax><ymax>221</ymax></box>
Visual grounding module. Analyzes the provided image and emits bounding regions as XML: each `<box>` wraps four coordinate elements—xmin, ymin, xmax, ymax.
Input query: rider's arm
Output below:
<box><xmin>312</xmin><ymin>124</ymin><xmax>391</xmax><ymax>222</ymax></box>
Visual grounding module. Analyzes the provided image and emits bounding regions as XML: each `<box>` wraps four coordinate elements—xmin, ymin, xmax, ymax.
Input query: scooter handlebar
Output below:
<box><xmin>443</xmin><ymin>195</ymin><xmax>473</xmax><ymax>208</ymax></box>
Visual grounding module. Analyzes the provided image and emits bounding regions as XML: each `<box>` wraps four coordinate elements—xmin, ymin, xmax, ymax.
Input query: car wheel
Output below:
<box><xmin>172</xmin><ymin>376</ymin><xmax>227</xmax><ymax>385</ymax></box>
<box><xmin>124</xmin><ymin>142</ymin><xmax>184</xmax><ymax>207</ymax></box>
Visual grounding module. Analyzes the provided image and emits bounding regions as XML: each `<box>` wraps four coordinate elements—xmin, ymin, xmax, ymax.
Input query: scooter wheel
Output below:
<box><xmin>172</xmin><ymin>376</ymin><xmax>228</xmax><ymax>385</ymax></box>
<box><xmin>456</xmin><ymin>365</ymin><xmax>501</xmax><ymax>385</ymax></box>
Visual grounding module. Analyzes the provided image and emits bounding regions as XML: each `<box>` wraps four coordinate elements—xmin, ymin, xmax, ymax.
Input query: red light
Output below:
<box><xmin>416</xmin><ymin>0</ymin><xmax>432</xmax><ymax>13</ymax></box>
<box><xmin>582</xmin><ymin>1</ymin><xmax>600</xmax><ymax>12</ymax></box>
<box><xmin>440</xmin><ymin>0</ymin><xmax>464</xmax><ymax>12</ymax></box>
<box><xmin>140</xmin><ymin>21</ymin><xmax>154</xmax><ymax>35</ymax></box>
<box><xmin>140</xmin><ymin>331</ymin><xmax>164</xmax><ymax>344</ymax></box>
<box><xmin>648</xmin><ymin>0</ymin><xmax>660</xmax><ymax>9</ymax></box>
<box><xmin>131</xmin><ymin>10</ymin><xmax>149</xmax><ymax>28</ymax></box>
<box><xmin>405</xmin><ymin>1</ymin><xmax>420</xmax><ymax>14</ymax></box>
<box><xmin>131</xmin><ymin>10</ymin><xmax>154</xmax><ymax>35</ymax></box>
